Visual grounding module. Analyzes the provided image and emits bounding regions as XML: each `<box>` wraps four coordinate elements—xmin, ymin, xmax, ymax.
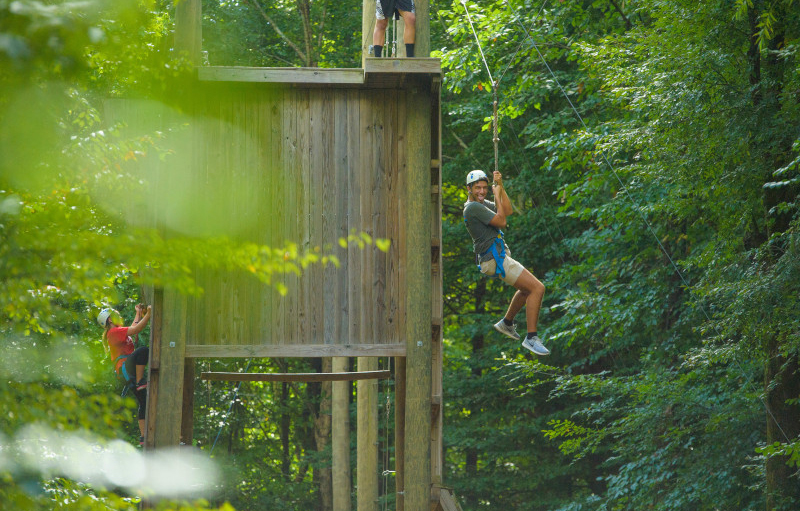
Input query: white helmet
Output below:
<box><xmin>466</xmin><ymin>170</ymin><xmax>488</xmax><ymax>186</ymax></box>
<box><xmin>97</xmin><ymin>308</ymin><xmax>114</xmax><ymax>327</ymax></box>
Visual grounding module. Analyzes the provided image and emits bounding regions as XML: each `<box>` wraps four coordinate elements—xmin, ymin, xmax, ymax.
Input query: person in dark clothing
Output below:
<box><xmin>373</xmin><ymin>0</ymin><xmax>416</xmax><ymax>58</ymax></box>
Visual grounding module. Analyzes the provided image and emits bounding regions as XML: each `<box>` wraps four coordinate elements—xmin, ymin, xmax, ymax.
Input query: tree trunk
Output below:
<box><xmin>280</xmin><ymin>380</ymin><xmax>292</xmax><ymax>480</ymax></box>
<box><xmin>297</xmin><ymin>0</ymin><xmax>315</xmax><ymax>67</ymax></box>
<box><xmin>464</xmin><ymin>278</ymin><xmax>487</xmax><ymax>510</ymax></box>
<box><xmin>764</xmin><ymin>340</ymin><xmax>800</xmax><ymax>510</ymax></box>
<box><xmin>749</xmin><ymin>7</ymin><xmax>800</xmax><ymax>509</ymax></box>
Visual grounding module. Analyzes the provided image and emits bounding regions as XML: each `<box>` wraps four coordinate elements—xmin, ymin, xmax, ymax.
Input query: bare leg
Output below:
<box><xmin>506</xmin><ymin>269</ymin><xmax>545</xmax><ymax>332</ymax></box>
<box><xmin>136</xmin><ymin>364</ymin><xmax>145</xmax><ymax>382</ymax></box>
<box><xmin>138</xmin><ymin>419</ymin><xmax>145</xmax><ymax>437</ymax></box>
<box><xmin>400</xmin><ymin>10</ymin><xmax>416</xmax><ymax>44</ymax></box>
<box><xmin>373</xmin><ymin>18</ymin><xmax>388</xmax><ymax>46</ymax></box>
<box><xmin>505</xmin><ymin>290</ymin><xmax>527</xmax><ymax>320</ymax></box>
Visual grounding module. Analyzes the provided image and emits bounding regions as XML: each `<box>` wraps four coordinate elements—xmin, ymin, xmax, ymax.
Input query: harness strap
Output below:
<box><xmin>113</xmin><ymin>353</ymin><xmax>133</xmax><ymax>383</ymax></box>
<box><xmin>478</xmin><ymin>232</ymin><xmax>506</xmax><ymax>279</ymax></box>
<box><xmin>464</xmin><ymin>210</ymin><xmax>507</xmax><ymax>279</ymax></box>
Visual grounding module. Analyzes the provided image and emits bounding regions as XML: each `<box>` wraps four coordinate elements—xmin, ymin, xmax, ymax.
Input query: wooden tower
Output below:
<box><xmin>138</xmin><ymin>1</ymin><xmax>452</xmax><ymax>509</ymax></box>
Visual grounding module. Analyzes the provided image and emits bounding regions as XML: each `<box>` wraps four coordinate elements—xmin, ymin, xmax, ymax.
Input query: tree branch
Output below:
<box><xmin>245</xmin><ymin>0</ymin><xmax>308</xmax><ymax>65</ymax></box>
<box><xmin>608</xmin><ymin>0</ymin><xmax>632</xmax><ymax>30</ymax></box>
<box><xmin>316</xmin><ymin>2</ymin><xmax>327</xmax><ymax>58</ymax></box>
<box><xmin>297</xmin><ymin>0</ymin><xmax>314</xmax><ymax>66</ymax></box>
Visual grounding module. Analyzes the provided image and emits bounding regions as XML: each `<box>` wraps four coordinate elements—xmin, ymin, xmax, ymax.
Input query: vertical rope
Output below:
<box><xmin>492</xmin><ymin>81</ymin><xmax>499</xmax><ymax>175</ymax></box>
<box><xmin>391</xmin><ymin>15</ymin><xmax>397</xmax><ymax>57</ymax></box>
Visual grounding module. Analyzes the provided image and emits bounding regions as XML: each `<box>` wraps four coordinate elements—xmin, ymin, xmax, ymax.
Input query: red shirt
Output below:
<box><xmin>107</xmin><ymin>326</ymin><xmax>134</xmax><ymax>371</ymax></box>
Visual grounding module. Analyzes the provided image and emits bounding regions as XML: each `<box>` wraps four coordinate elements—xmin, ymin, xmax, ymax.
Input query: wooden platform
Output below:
<box><xmin>200</xmin><ymin>370</ymin><xmax>392</xmax><ymax>382</ymax></box>
<box><xmin>196</xmin><ymin>58</ymin><xmax>442</xmax><ymax>90</ymax></box>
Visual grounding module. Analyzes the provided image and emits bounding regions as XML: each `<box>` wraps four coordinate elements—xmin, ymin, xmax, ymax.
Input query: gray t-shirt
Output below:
<box><xmin>463</xmin><ymin>200</ymin><xmax>510</xmax><ymax>262</ymax></box>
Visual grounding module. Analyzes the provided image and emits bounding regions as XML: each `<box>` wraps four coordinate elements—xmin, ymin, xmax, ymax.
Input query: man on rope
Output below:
<box><xmin>373</xmin><ymin>0</ymin><xmax>416</xmax><ymax>58</ymax></box>
<box><xmin>463</xmin><ymin>169</ymin><xmax>550</xmax><ymax>356</ymax></box>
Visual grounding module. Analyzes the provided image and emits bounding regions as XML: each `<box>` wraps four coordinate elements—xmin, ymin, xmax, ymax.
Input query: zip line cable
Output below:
<box><xmin>460</xmin><ymin>0</ymin><xmax>549</xmax><ymax>175</ymax></box>
<box><xmin>514</xmin><ymin>21</ymin><xmax>793</xmax><ymax>443</ymax></box>
<box><xmin>460</xmin><ymin>0</ymin><xmax>494</xmax><ymax>86</ymax></box>
<box><xmin>519</xmin><ymin>21</ymin><xmax>694</xmax><ymax>295</ymax></box>
<box><xmin>459</xmin><ymin>0</ymin><xmax>566</xmax><ymax>265</ymax></box>
<box><xmin>496</xmin><ymin>0</ymin><xmax>550</xmax><ymax>86</ymax></box>
<box><xmin>210</xmin><ymin>359</ymin><xmax>253</xmax><ymax>456</ymax></box>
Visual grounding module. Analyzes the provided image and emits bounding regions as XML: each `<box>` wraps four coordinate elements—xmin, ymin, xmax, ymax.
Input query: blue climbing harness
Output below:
<box><xmin>479</xmin><ymin>231</ymin><xmax>507</xmax><ymax>279</ymax></box>
<box><xmin>113</xmin><ymin>353</ymin><xmax>135</xmax><ymax>397</ymax></box>
<box><xmin>464</xmin><ymin>206</ymin><xmax>507</xmax><ymax>279</ymax></box>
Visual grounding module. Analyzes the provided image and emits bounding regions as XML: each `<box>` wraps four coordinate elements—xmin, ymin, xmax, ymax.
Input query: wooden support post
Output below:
<box><xmin>397</xmin><ymin>10</ymin><xmax>406</xmax><ymax>58</ymax></box>
<box><xmin>153</xmin><ymin>291</ymin><xmax>187</xmax><ymax>446</ymax></box>
<box><xmin>357</xmin><ymin>357</ymin><xmax>379</xmax><ymax>511</ymax></box>
<box><xmin>181</xmin><ymin>358</ymin><xmax>195</xmax><ymax>446</ymax></box>
<box><xmin>416</xmin><ymin>0</ymin><xmax>430</xmax><ymax>58</ymax></box>
<box><xmin>403</xmin><ymin>76</ymin><xmax>433</xmax><ymax>510</ymax></box>
<box><xmin>333</xmin><ymin>357</ymin><xmax>352</xmax><ymax>511</ymax></box>
<box><xmin>143</xmin><ymin>288</ymin><xmax>163</xmax><ymax>450</ymax></box>
<box><xmin>175</xmin><ymin>0</ymin><xmax>202</xmax><ymax>65</ymax></box>
<box><xmin>395</xmin><ymin>356</ymin><xmax>406</xmax><ymax>511</ymax></box>
<box><xmin>430</xmin><ymin>77</ymin><xmax>444</xmax><ymax>487</ymax></box>
<box><xmin>362</xmin><ymin>0</ymin><xmax>377</xmax><ymax>66</ymax></box>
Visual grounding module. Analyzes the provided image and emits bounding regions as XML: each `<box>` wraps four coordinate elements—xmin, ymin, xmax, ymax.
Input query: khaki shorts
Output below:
<box><xmin>479</xmin><ymin>254</ymin><xmax>526</xmax><ymax>286</ymax></box>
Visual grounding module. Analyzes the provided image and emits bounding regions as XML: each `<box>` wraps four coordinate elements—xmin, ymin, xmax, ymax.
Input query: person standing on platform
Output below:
<box><xmin>462</xmin><ymin>169</ymin><xmax>550</xmax><ymax>356</ymax></box>
<box><xmin>373</xmin><ymin>0</ymin><xmax>416</xmax><ymax>58</ymax></box>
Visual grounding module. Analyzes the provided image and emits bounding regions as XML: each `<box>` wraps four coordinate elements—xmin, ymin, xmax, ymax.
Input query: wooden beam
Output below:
<box><xmin>181</xmin><ymin>359</ymin><xmax>195</xmax><ymax>446</ymax></box>
<box><xmin>143</xmin><ymin>287</ymin><xmax>163</xmax><ymax>450</ymax></box>
<box><xmin>395</xmin><ymin>357</ymin><xmax>406</xmax><ymax>511</ymax></box>
<box><xmin>363</xmin><ymin>58</ymin><xmax>441</xmax><ymax>75</ymax></box>
<box><xmin>198</xmin><ymin>67</ymin><xmax>364</xmax><ymax>84</ymax></box>
<box><xmin>403</xmin><ymin>76</ymin><xmax>433</xmax><ymax>511</ymax></box>
<box><xmin>362</xmin><ymin>0</ymin><xmax>375</xmax><ymax>67</ymax></box>
<box><xmin>416</xmin><ymin>0</ymin><xmax>430</xmax><ymax>58</ymax></box>
<box><xmin>332</xmin><ymin>357</ymin><xmax>352</xmax><ymax>511</ymax></box>
<box><xmin>174</xmin><ymin>0</ymin><xmax>201</xmax><ymax>65</ymax></box>
<box><xmin>430</xmin><ymin>75</ymin><xmax>445</xmax><ymax>486</ymax></box>
<box><xmin>201</xmin><ymin>370</ymin><xmax>392</xmax><ymax>382</ymax></box>
<box><xmin>357</xmin><ymin>357</ymin><xmax>379</xmax><ymax>511</ymax></box>
<box><xmin>438</xmin><ymin>487</ymin><xmax>464</xmax><ymax>511</ymax></box>
<box><xmin>153</xmin><ymin>291</ymin><xmax>188</xmax><ymax>447</ymax></box>
<box><xmin>185</xmin><ymin>344</ymin><xmax>406</xmax><ymax>358</ymax></box>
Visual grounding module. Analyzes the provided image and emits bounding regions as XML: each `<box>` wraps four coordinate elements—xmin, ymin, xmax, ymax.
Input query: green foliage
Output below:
<box><xmin>0</xmin><ymin>0</ymin><xmax>368</xmax><ymax>508</ymax></box>
<box><xmin>439</xmin><ymin>0</ymin><xmax>800</xmax><ymax>509</ymax></box>
<box><xmin>4</xmin><ymin>0</ymin><xmax>800</xmax><ymax>508</ymax></box>
<box><xmin>201</xmin><ymin>0</ymin><xmax>362</xmax><ymax>67</ymax></box>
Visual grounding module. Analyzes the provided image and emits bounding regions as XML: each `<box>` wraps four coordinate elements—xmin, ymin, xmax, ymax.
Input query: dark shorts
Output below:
<box><xmin>121</xmin><ymin>346</ymin><xmax>149</xmax><ymax>382</ymax></box>
<box><xmin>376</xmin><ymin>0</ymin><xmax>415</xmax><ymax>20</ymax></box>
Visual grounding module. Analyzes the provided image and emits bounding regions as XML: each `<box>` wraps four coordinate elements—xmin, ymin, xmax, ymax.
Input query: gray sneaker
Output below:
<box><xmin>522</xmin><ymin>335</ymin><xmax>550</xmax><ymax>356</ymax></box>
<box><xmin>493</xmin><ymin>319</ymin><xmax>520</xmax><ymax>340</ymax></box>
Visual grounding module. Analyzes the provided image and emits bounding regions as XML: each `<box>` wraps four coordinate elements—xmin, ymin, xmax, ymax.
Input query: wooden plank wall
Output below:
<box><xmin>169</xmin><ymin>83</ymin><xmax>407</xmax><ymax>353</ymax></box>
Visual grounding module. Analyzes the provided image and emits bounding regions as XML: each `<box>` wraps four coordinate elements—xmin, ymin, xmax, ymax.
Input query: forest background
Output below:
<box><xmin>1</xmin><ymin>0</ymin><xmax>799</xmax><ymax>510</ymax></box>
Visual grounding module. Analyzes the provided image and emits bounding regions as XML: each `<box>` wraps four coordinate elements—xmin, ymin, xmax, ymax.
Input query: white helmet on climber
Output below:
<box><xmin>97</xmin><ymin>308</ymin><xmax>115</xmax><ymax>327</ymax></box>
<box><xmin>466</xmin><ymin>170</ymin><xmax>488</xmax><ymax>186</ymax></box>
